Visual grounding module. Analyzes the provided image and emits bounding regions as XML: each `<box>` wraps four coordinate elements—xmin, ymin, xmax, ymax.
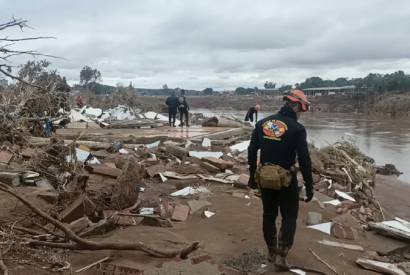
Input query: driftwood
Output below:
<box><xmin>0</xmin><ymin>182</ymin><xmax>199</xmax><ymax>259</ymax></box>
<box><xmin>356</xmin><ymin>258</ymin><xmax>407</xmax><ymax>275</ymax></box>
<box><xmin>368</xmin><ymin>222</ymin><xmax>410</xmax><ymax>242</ymax></box>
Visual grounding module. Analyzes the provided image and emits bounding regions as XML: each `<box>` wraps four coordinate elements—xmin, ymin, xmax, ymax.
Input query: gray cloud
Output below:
<box><xmin>2</xmin><ymin>0</ymin><xmax>410</xmax><ymax>89</ymax></box>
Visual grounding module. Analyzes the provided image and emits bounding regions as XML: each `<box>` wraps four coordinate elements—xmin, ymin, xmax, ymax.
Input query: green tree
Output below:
<box><xmin>202</xmin><ymin>87</ymin><xmax>214</xmax><ymax>95</ymax></box>
<box><xmin>80</xmin><ymin>66</ymin><xmax>101</xmax><ymax>85</ymax></box>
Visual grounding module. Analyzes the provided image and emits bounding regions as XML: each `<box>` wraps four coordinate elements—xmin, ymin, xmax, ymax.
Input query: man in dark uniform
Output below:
<box><xmin>178</xmin><ymin>89</ymin><xmax>190</xmax><ymax>127</ymax></box>
<box><xmin>245</xmin><ymin>104</ymin><xmax>261</xmax><ymax>122</ymax></box>
<box><xmin>165</xmin><ymin>91</ymin><xmax>178</xmax><ymax>127</ymax></box>
<box><xmin>247</xmin><ymin>89</ymin><xmax>314</xmax><ymax>271</ymax></box>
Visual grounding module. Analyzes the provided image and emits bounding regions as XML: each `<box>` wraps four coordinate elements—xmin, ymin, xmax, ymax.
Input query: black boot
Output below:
<box><xmin>267</xmin><ymin>245</ymin><xmax>278</xmax><ymax>263</ymax></box>
<box><xmin>274</xmin><ymin>245</ymin><xmax>291</xmax><ymax>271</ymax></box>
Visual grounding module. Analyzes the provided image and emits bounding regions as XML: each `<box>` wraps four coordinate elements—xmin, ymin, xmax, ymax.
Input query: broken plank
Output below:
<box><xmin>356</xmin><ymin>258</ymin><xmax>407</xmax><ymax>275</ymax></box>
<box><xmin>318</xmin><ymin>239</ymin><xmax>364</xmax><ymax>251</ymax></box>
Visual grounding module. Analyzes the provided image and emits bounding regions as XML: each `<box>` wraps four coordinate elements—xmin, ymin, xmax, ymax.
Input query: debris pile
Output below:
<box><xmin>310</xmin><ymin>141</ymin><xmax>383</xmax><ymax>225</ymax></box>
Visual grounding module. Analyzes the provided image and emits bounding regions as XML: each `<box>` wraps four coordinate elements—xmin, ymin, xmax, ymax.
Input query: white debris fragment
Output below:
<box><xmin>139</xmin><ymin>208</ymin><xmax>155</xmax><ymax>215</ymax></box>
<box><xmin>119</xmin><ymin>148</ymin><xmax>129</xmax><ymax>155</ymax></box>
<box><xmin>323</xmin><ymin>199</ymin><xmax>342</xmax><ymax>206</ymax></box>
<box><xmin>66</xmin><ymin>148</ymin><xmax>100</xmax><ymax>164</ymax></box>
<box><xmin>171</xmin><ymin>186</ymin><xmax>211</xmax><ymax>197</ymax></box>
<box><xmin>229</xmin><ymin>140</ymin><xmax>250</xmax><ymax>152</ymax></box>
<box><xmin>146</xmin><ymin>140</ymin><xmax>160</xmax><ymax>149</ymax></box>
<box><xmin>307</xmin><ymin>222</ymin><xmax>332</xmax><ymax>235</ymax></box>
<box><xmin>203</xmin><ymin>210</ymin><xmax>215</xmax><ymax>218</ymax></box>
<box><xmin>202</xmin><ymin>138</ymin><xmax>212</xmax><ymax>148</ymax></box>
<box><xmin>290</xmin><ymin>269</ymin><xmax>306</xmax><ymax>275</ymax></box>
<box><xmin>189</xmin><ymin>151</ymin><xmax>223</xmax><ymax>159</ymax></box>
<box><xmin>335</xmin><ymin>190</ymin><xmax>356</xmax><ymax>202</ymax></box>
<box><xmin>159</xmin><ymin>173</ymin><xmax>168</xmax><ymax>183</ymax></box>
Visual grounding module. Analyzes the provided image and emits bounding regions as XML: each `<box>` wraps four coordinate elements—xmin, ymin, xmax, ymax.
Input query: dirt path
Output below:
<box><xmin>61</xmin><ymin>182</ymin><xmax>407</xmax><ymax>275</ymax></box>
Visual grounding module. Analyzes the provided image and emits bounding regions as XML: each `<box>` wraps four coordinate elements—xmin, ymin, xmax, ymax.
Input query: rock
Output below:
<box><xmin>171</xmin><ymin>204</ymin><xmax>190</xmax><ymax>221</ymax></box>
<box><xmin>235</xmin><ymin>174</ymin><xmax>249</xmax><ymax>188</ymax></box>
<box><xmin>0</xmin><ymin>151</ymin><xmax>13</xmax><ymax>164</ymax></box>
<box><xmin>87</xmin><ymin>164</ymin><xmax>122</xmax><ymax>178</ymax></box>
<box><xmin>187</xmin><ymin>199</ymin><xmax>212</xmax><ymax>214</ymax></box>
<box><xmin>58</xmin><ymin>195</ymin><xmax>96</xmax><ymax>223</ymax></box>
<box><xmin>201</xmin><ymin>157</ymin><xmax>234</xmax><ymax>171</ymax></box>
<box><xmin>306</xmin><ymin>212</ymin><xmax>323</xmax><ymax>226</ymax></box>
<box><xmin>331</xmin><ymin>223</ymin><xmax>358</xmax><ymax>240</ymax></box>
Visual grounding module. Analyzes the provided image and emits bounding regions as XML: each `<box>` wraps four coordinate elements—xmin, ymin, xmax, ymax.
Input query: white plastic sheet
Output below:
<box><xmin>189</xmin><ymin>151</ymin><xmax>223</xmax><ymax>159</ymax></box>
<box><xmin>171</xmin><ymin>186</ymin><xmax>210</xmax><ymax>197</ymax></box>
<box><xmin>307</xmin><ymin>222</ymin><xmax>332</xmax><ymax>235</ymax></box>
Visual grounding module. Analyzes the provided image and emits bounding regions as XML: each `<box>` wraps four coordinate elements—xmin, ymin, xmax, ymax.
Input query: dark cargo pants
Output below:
<box><xmin>260</xmin><ymin>176</ymin><xmax>299</xmax><ymax>248</ymax></box>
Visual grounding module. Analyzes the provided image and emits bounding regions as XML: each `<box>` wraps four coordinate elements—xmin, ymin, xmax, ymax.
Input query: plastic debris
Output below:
<box><xmin>307</xmin><ymin>222</ymin><xmax>332</xmax><ymax>235</ymax></box>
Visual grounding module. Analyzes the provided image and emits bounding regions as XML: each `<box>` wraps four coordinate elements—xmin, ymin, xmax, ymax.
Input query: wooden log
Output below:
<box><xmin>356</xmin><ymin>258</ymin><xmax>407</xmax><ymax>275</ymax></box>
<box><xmin>30</xmin><ymin>137</ymin><xmax>141</xmax><ymax>150</ymax></box>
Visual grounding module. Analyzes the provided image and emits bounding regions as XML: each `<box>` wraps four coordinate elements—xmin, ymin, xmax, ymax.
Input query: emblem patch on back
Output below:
<box><xmin>262</xmin><ymin>120</ymin><xmax>288</xmax><ymax>140</ymax></box>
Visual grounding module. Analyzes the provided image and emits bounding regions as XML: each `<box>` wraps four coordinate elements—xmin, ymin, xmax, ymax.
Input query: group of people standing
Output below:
<box><xmin>165</xmin><ymin>90</ymin><xmax>190</xmax><ymax>127</ymax></box>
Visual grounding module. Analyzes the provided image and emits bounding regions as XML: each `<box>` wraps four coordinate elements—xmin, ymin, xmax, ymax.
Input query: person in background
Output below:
<box><xmin>75</xmin><ymin>95</ymin><xmax>85</xmax><ymax>108</ymax></box>
<box><xmin>178</xmin><ymin>89</ymin><xmax>190</xmax><ymax>127</ymax></box>
<box><xmin>165</xmin><ymin>91</ymin><xmax>179</xmax><ymax>127</ymax></box>
<box><xmin>245</xmin><ymin>104</ymin><xmax>261</xmax><ymax>123</ymax></box>
<box><xmin>247</xmin><ymin>90</ymin><xmax>313</xmax><ymax>271</ymax></box>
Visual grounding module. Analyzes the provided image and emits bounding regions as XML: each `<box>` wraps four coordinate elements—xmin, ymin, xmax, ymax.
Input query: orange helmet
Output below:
<box><xmin>284</xmin><ymin>89</ymin><xmax>310</xmax><ymax>112</ymax></box>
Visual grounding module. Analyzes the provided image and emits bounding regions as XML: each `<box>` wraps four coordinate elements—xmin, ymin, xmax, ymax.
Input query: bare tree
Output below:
<box><xmin>0</xmin><ymin>17</ymin><xmax>56</xmax><ymax>84</ymax></box>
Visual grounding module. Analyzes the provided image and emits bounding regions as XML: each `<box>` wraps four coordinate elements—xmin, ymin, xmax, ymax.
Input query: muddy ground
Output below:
<box><xmin>6</xmin><ymin>174</ymin><xmax>408</xmax><ymax>275</ymax></box>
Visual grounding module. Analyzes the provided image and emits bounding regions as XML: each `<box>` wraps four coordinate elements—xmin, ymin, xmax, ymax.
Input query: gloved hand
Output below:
<box><xmin>305</xmin><ymin>185</ymin><xmax>314</xmax><ymax>202</ymax></box>
<box><xmin>248</xmin><ymin>166</ymin><xmax>257</xmax><ymax>189</ymax></box>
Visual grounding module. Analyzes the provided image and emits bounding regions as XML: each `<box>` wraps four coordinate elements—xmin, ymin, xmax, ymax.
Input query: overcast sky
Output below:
<box><xmin>2</xmin><ymin>0</ymin><xmax>410</xmax><ymax>90</ymax></box>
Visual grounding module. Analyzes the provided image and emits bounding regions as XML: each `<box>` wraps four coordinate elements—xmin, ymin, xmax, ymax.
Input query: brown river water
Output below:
<box><xmin>194</xmin><ymin>109</ymin><xmax>410</xmax><ymax>183</ymax></box>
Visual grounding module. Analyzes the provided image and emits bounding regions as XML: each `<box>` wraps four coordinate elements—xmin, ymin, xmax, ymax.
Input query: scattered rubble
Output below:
<box><xmin>0</xmin><ymin>99</ymin><xmax>408</xmax><ymax>274</ymax></box>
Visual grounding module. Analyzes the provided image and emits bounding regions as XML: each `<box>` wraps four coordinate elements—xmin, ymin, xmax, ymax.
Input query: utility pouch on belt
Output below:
<box><xmin>256</xmin><ymin>164</ymin><xmax>292</xmax><ymax>190</ymax></box>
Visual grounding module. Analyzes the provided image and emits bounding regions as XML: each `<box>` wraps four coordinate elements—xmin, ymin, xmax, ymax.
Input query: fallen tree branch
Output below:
<box><xmin>0</xmin><ymin>182</ymin><xmax>199</xmax><ymax>258</ymax></box>
<box><xmin>309</xmin><ymin>248</ymin><xmax>338</xmax><ymax>274</ymax></box>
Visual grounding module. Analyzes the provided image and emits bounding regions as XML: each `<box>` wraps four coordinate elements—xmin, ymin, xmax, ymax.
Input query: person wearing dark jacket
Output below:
<box><xmin>178</xmin><ymin>90</ymin><xmax>190</xmax><ymax>127</ymax></box>
<box><xmin>245</xmin><ymin>104</ymin><xmax>260</xmax><ymax>122</ymax></box>
<box><xmin>247</xmin><ymin>89</ymin><xmax>313</xmax><ymax>271</ymax></box>
<box><xmin>165</xmin><ymin>91</ymin><xmax>179</xmax><ymax>127</ymax></box>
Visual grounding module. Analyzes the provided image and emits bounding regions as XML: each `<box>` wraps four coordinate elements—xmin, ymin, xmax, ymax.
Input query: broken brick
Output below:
<box><xmin>0</xmin><ymin>151</ymin><xmax>13</xmax><ymax>164</ymax></box>
<box><xmin>191</xmin><ymin>255</ymin><xmax>212</xmax><ymax>265</ymax></box>
<box><xmin>331</xmin><ymin>223</ymin><xmax>357</xmax><ymax>240</ymax></box>
<box><xmin>171</xmin><ymin>204</ymin><xmax>190</xmax><ymax>221</ymax></box>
